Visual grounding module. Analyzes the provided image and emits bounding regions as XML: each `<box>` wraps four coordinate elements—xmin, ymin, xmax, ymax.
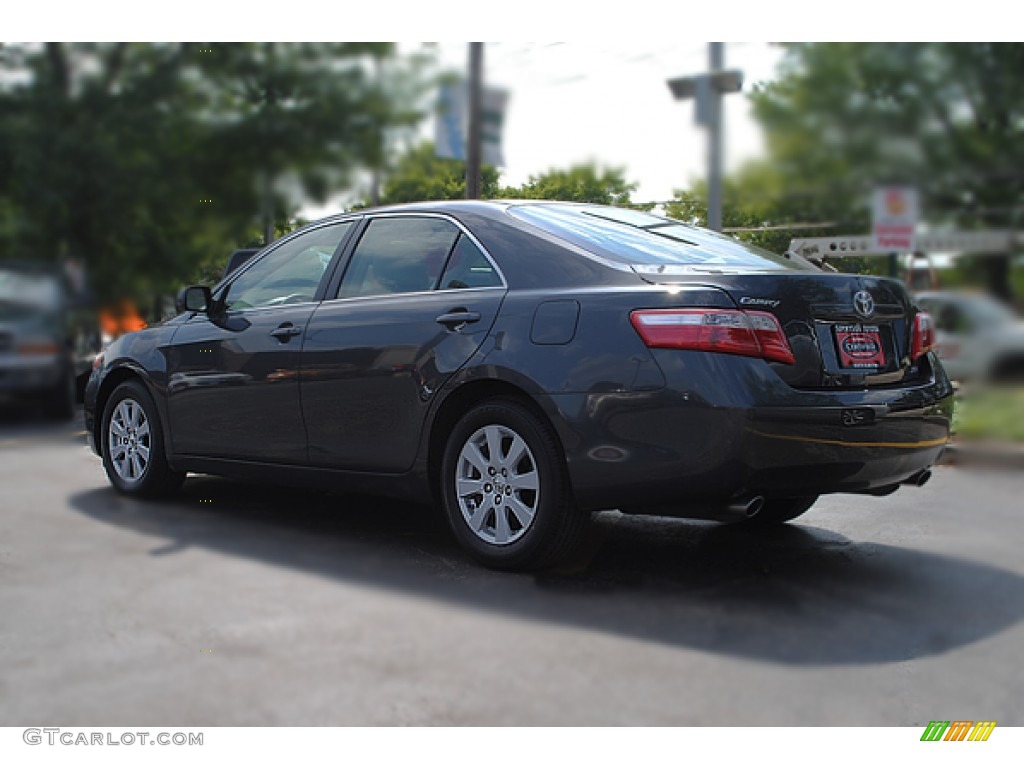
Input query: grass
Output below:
<box><xmin>953</xmin><ymin>385</ymin><xmax>1024</xmax><ymax>443</ymax></box>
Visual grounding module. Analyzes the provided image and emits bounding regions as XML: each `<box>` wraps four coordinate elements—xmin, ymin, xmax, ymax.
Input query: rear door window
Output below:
<box><xmin>439</xmin><ymin>235</ymin><xmax>503</xmax><ymax>290</ymax></box>
<box><xmin>337</xmin><ymin>217</ymin><xmax>461</xmax><ymax>299</ymax></box>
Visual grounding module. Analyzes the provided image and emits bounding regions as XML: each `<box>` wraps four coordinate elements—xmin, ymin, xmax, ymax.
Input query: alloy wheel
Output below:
<box><xmin>107</xmin><ymin>398</ymin><xmax>151</xmax><ymax>483</ymax></box>
<box><xmin>455</xmin><ymin>424</ymin><xmax>540</xmax><ymax>545</ymax></box>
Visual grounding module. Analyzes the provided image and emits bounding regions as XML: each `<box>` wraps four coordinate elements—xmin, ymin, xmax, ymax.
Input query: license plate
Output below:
<box><xmin>834</xmin><ymin>323</ymin><xmax>885</xmax><ymax>368</ymax></box>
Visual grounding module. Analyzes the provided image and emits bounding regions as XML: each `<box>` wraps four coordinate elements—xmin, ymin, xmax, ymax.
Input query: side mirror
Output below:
<box><xmin>176</xmin><ymin>285</ymin><xmax>213</xmax><ymax>315</ymax></box>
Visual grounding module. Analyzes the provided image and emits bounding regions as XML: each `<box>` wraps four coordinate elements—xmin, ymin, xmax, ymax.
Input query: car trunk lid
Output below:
<box><xmin>631</xmin><ymin>266</ymin><xmax>924</xmax><ymax>389</ymax></box>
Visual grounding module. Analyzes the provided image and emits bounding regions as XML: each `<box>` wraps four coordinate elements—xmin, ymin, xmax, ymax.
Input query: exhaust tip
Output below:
<box><xmin>746</xmin><ymin>495</ymin><xmax>766</xmax><ymax>517</ymax></box>
<box><xmin>721</xmin><ymin>495</ymin><xmax>766</xmax><ymax>522</ymax></box>
<box><xmin>900</xmin><ymin>468</ymin><xmax>933</xmax><ymax>488</ymax></box>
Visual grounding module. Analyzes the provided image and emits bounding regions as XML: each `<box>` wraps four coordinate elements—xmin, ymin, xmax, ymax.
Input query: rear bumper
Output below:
<box><xmin>546</xmin><ymin>352</ymin><xmax>954</xmax><ymax>511</ymax></box>
<box><xmin>738</xmin><ymin>413</ymin><xmax>948</xmax><ymax>493</ymax></box>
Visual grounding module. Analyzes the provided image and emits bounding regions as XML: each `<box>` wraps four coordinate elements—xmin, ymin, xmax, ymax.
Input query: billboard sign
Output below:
<box><xmin>871</xmin><ymin>186</ymin><xmax>918</xmax><ymax>252</ymax></box>
<box><xmin>435</xmin><ymin>82</ymin><xmax>508</xmax><ymax>167</ymax></box>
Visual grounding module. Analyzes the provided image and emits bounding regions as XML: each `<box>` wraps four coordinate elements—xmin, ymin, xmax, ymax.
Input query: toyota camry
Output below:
<box><xmin>84</xmin><ymin>201</ymin><xmax>953</xmax><ymax>569</ymax></box>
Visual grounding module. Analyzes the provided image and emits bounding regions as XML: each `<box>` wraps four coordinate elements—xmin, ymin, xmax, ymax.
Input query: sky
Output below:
<box><xmin>429</xmin><ymin>42</ymin><xmax>786</xmax><ymax>205</ymax></box>
<box><xmin>7</xmin><ymin>2</ymin><xmax>1009</xmax><ymax>220</ymax></box>
<box><xmin>300</xmin><ymin>41</ymin><xmax>786</xmax><ymax>218</ymax></box>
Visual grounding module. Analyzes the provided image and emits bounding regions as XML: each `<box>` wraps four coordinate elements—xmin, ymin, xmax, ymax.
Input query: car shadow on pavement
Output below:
<box><xmin>68</xmin><ymin>476</ymin><xmax>1024</xmax><ymax>667</ymax></box>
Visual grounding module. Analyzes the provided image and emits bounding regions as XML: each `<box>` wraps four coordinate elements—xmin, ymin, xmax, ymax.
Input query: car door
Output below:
<box><xmin>166</xmin><ymin>220</ymin><xmax>354</xmax><ymax>463</ymax></box>
<box><xmin>925</xmin><ymin>297</ymin><xmax>977</xmax><ymax>381</ymax></box>
<box><xmin>300</xmin><ymin>214</ymin><xmax>506</xmax><ymax>472</ymax></box>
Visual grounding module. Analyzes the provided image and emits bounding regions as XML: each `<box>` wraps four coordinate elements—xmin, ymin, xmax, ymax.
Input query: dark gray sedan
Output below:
<box><xmin>85</xmin><ymin>201</ymin><xmax>953</xmax><ymax>569</ymax></box>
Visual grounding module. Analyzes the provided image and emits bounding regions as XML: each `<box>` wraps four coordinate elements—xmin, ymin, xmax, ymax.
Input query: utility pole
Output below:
<box><xmin>261</xmin><ymin>42</ymin><xmax>277</xmax><ymax>246</ymax></box>
<box><xmin>667</xmin><ymin>43</ymin><xmax>743</xmax><ymax>232</ymax></box>
<box><xmin>706</xmin><ymin>43</ymin><xmax>724</xmax><ymax>233</ymax></box>
<box><xmin>370</xmin><ymin>54</ymin><xmax>382</xmax><ymax>207</ymax></box>
<box><xmin>465</xmin><ymin>42</ymin><xmax>483</xmax><ymax>200</ymax></box>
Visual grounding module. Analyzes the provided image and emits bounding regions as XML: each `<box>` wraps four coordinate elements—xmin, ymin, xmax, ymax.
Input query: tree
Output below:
<box><xmin>751</xmin><ymin>43</ymin><xmax>1024</xmax><ymax>228</ymax></box>
<box><xmin>192</xmin><ymin>43</ymin><xmax>428</xmax><ymax>243</ymax></box>
<box><xmin>682</xmin><ymin>43</ymin><xmax>1024</xmax><ymax>293</ymax></box>
<box><xmin>497</xmin><ymin>163</ymin><xmax>643</xmax><ymax>206</ymax></box>
<box><xmin>373</xmin><ymin>141</ymin><xmax>502</xmax><ymax>205</ymax></box>
<box><xmin>0</xmin><ymin>43</ymin><xmax>202</xmax><ymax>305</ymax></box>
<box><xmin>374</xmin><ymin>150</ymin><xmax>643</xmax><ymax>209</ymax></box>
<box><xmin>0</xmin><ymin>43</ymin><xmax>433</xmax><ymax>309</ymax></box>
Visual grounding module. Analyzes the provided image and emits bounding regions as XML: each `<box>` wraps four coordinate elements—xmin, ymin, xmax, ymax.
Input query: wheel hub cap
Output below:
<box><xmin>456</xmin><ymin>424</ymin><xmax>540</xmax><ymax>546</ymax></box>
<box><xmin>107</xmin><ymin>398</ymin><xmax>151</xmax><ymax>483</ymax></box>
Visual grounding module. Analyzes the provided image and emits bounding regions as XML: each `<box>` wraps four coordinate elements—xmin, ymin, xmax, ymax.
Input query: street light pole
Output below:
<box><xmin>466</xmin><ymin>42</ymin><xmax>483</xmax><ymax>200</ymax></box>
<box><xmin>666</xmin><ymin>43</ymin><xmax>742</xmax><ymax>232</ymax></box>
<box><xmin>707</xmin><ymin>42</ymin><xmax>724</xmax><ymax>232</ymax></box>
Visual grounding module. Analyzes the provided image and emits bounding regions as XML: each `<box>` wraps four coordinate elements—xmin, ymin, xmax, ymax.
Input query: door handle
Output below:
<box><xmin>270</xmin><ymin>324</ymin><xmax>303</xmax><ymax>342</ymax></box>
<box><xmin>435</xmin><ymin>309</ymin><xmax>481</xmax><ymax>331</ymax></box>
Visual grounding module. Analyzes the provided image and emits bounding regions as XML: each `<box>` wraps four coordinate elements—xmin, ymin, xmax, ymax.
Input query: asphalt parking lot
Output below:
<box><xmin>1</xmin><ymin>405</ymin><xmax>1022</xmax><ymax>725</ymax></box>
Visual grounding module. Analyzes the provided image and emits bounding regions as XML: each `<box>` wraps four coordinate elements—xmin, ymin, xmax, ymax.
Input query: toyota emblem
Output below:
<box><xmin>853</xmin><ymin>290</ymin><xmax>875</xmax><ymax>318</ymax></box>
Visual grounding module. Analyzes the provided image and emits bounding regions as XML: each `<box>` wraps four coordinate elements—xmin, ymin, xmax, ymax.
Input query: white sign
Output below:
<box><xmin>871</xmin><ymin>187</ymin><xmax>918</xmax><ymax>252</ymax></box>
<box><xmin>435</xmin><ymin>82</ymin><xmax>508</xmax><ymax>167</ymax></box>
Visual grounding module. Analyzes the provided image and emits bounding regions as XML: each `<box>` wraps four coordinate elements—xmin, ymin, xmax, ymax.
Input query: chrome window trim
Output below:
<box><xmin>212</xmin><ymin>216</ymin><xmax>363</xmax><ymax>300</ymax></box>
<box><xmin>326</xmin><ymin>211</ymin><xmax>508</xmax><ymax>302</ymax></box>
<box><xmin>319</xmin><ymin>285</ymin><xmax>506</xmax><ymax>307</ymax></box>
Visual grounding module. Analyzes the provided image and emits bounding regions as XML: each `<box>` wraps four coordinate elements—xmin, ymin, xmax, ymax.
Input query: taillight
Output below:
<box><xmin>16</xmin><ymin>340</ymin><xmax>61</xmax><ymax>356</ymax></box>
<box><xmin>630</xmin><ymin>308</ymin><xmax>796</xmax><ymax>365</ymax></box>
<box><xmin>911</xmin><ymin>310</ymin><xmax>936</xmax><ymax>361</ymax></box>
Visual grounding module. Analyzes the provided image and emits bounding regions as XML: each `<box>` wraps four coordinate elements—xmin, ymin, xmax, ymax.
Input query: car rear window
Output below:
<box><xmin>508</xmin><ymin>203</ymin><xmax>811</xmax><ymax>271</ymax></box>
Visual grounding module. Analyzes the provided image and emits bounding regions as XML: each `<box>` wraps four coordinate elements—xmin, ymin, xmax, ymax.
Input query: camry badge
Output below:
<box><xmin>853</xmin><ymin>290</ymin><xmax>875</xmax><ymax>318</ymax></box>
<box><xmin>739</xmin><ymin>296</ymin><xmax>780</xmax><ymax>308</ymax></box>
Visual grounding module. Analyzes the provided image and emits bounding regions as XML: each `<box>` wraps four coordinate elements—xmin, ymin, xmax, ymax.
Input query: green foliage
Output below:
<box><xmin>372</xmin><ymin>148</ymin><xmax>644</xmax><ymax>216</ymax></box>
<box><xmin>954</xmin><ymin>386</ymin><xmax>1024</xmax><ymax>443</ymax></box>
<box><xmin>0</xmin><ymin>43</ymin><xmax>434</xmax><ymax>309</ymax></box>
<box><xmin>496</xmin><ymin>164</ymin><xmax>644</xmax><ymax>206</ymax></box>
<box><xmin>665</xmin><ymin>161</ymin><xmax>867</xmax><ymax>263</ymax></box>
<box><xmin>373</xmin><ymin>141</ymin><xmax>501</xmax><ymax>204</ymax></box>
<box><xmin>671</xmin><ymin>43</ymin><xmax>1024</xmax><ymax>287</ymax></box>
<box><xmin>752</xmin><ymin>43</ymin><xmax>1024</xmax><ymax>229</ymax></box>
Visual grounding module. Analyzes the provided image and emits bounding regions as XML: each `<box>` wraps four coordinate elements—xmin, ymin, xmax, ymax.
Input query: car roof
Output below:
<box><xmin>312</xmin><ymin>199</ymin><xmax>626</xmax><ymax>225</ymax></box>
<box><xmin>331</xmin><ymin>199</ymin><xmax>516</xmax><ymax>218</ymax></box>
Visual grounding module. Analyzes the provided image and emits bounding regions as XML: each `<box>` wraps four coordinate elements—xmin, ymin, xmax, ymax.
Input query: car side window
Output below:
<box><xmin>439</xmin><ymin>235</ymin><xmax>503</xmax><ymax>290</ymax></box>
<box><xmin>337</xmin><ymin>217</ymin><xmax>460</xmax><ymax>299</ymax></box>
<box><xmin>224</xmin><ymin>222</ymin><xmax>352</xmax><ymax>311</ymax></box>
<box><xmin>936</xmin><ymin>303</ymin><xmax>971</xmax><ymax>334</ymax></box>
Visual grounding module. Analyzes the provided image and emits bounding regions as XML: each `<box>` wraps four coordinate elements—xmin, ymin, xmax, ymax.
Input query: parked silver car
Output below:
<box><xmin>915</xmin><ymin>290</ymin><xmax>1024</xmax><ymax>382</ymax></box>
<box><xmin>0</xmin><ymin>263</ymin><xmax>82</xmax><ymax>419</ymax></box>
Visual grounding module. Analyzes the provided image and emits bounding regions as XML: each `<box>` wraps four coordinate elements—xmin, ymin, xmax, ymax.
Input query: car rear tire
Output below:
<box><xmin>101</xmin><ymin>380</ymin><xmax>184</xmax><ymax>498</ymax></box>
<box><xmin>743</xmin><ymin>495</ymin><xmax>819</xmax><ymax>526</ymax></box>
<box><xmin>440</xmin><ymin>399</ymin><xmax>588</xmax><ymax>570</ymax></box>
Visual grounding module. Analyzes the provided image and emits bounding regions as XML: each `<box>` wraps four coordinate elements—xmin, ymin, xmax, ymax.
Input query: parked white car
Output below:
<box><xmin>915</xmin><ymin>291</ymin><xmax>1024</xmax><ymax>382</ymax></box>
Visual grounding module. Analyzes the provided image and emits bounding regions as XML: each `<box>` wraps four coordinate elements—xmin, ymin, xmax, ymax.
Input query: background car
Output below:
<box><xmin>85</xmin><ymin>201</ymin><xmax>953</xmax><ymax>570</ymax></box>
<box><xmin>0</xmin><ymin>262</ymin><xmax>91</xmax><ymax>420</ymax></box>
<box><xmin>915</xmin><ymin>290</ymin><xmax>1024</xmax><ymax>383</ymax></box>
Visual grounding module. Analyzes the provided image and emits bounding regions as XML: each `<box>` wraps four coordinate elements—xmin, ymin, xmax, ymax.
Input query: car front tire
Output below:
<box><xmin>440</xmin><ymin>399</ymin><xmax>588</xmax><ymax>571</ymax></box>
<box><xmin>101</xmin><ymin>380</ymin><xmax>184</xmax><ymax>498</ymax></box>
